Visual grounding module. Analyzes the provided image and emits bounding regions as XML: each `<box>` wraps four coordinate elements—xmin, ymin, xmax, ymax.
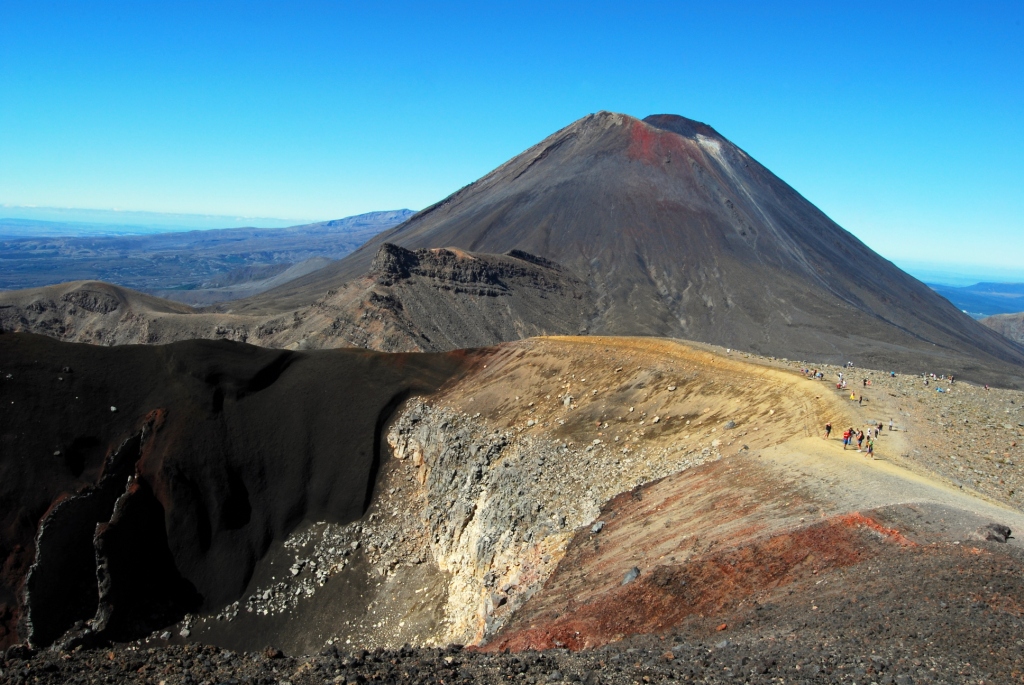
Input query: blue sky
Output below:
<box><xmin>1</xmin><ymin>1</ymin><xmax>1021</xmax><ymax>273</ymax></box>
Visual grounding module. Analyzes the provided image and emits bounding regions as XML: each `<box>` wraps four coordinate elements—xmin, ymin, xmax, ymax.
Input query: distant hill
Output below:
<box><xmin>929</xmin><ymin>282</ymin><xmax>1024</xmax><ymax>318</ymax></box>
<box><xmin>0</xmin><ymin>244</ymin><xmax>594</xmax><ymax>352</ymax></box>
<box><xmin>981</xmin><ymin>312</ymin><xmax>1024</xmax><ymax>345</ymax></box>
<box><xmin>0</xmin><ymin>207</ymin><xmax>307</xmax><ymax>235</ymax></box>
<box><xmin>0</xmin><ymin>209</ymin><xmax>413</xmax><ymax>303</ymax></box>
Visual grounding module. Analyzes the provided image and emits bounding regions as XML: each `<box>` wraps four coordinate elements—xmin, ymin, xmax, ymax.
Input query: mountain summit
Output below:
<box><xmin>243</xmin><ymin>111</ymin><xmax>1024</xmax><ymax>375</ymax></box>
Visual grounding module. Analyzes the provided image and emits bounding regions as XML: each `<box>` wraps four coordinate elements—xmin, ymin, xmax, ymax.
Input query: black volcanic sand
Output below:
<box><xmin>0</xmin><ymin>332</ymin><xmax>470</xmax><ymax>649</ymax></box>
<box><xmin>3</xmin><ymin>536</ymin><xmax>1022</xmax><ymax>684</ymax></box>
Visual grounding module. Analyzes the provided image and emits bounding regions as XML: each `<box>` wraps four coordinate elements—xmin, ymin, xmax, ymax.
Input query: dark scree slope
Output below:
<box><xmin>0</xmin><ymin>332</ymin><xmax>468</xmax><ymax>649</ymax></box>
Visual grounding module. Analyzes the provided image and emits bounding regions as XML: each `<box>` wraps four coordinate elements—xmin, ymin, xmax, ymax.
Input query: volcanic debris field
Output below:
<box><xmin>2</xmin><ymin>334</ymin><xmax>1024</xmax><ymax>684</ymax></box>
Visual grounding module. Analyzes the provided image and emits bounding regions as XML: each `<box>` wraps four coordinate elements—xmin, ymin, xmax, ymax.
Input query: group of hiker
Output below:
<box><xmin>801</xmin><ymin>367</ymin><xmax>875</xmax><ymax>403</ymax></box>
<box><xmin>923</xmin><ymin>372</ymin><xmax>958</xmax><ymax>393</ymax></box>
<box><xmin>823</xmin><ymin>420</ymin><xmax>891</xmax><ymax>459</ymax></box>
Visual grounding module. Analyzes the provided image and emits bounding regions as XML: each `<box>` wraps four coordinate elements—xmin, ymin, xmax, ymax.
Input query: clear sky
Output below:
<box><xmin>1</xmin><ymin>1</ymin><xmax>1021</xmax><ymax>271</ymax></box>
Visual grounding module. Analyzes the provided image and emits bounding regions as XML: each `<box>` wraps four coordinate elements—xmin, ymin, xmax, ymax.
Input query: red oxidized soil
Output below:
<box><xmin>836</xmin><ymin>512</ymin><xmax>916</xmax><ymax>547</ymax></box>
<box><xmin>486</xmin><ymin>513</ymin><xmax>910</xmax><ymax>652</ymax></box>
<box><xmin>627</xmin><ymin>120</ymin><xmax>661</xmax><ymax>163</ymax></box>
<box><xmin>626</xmin><ymin>120</ymin><xmax>694</xmax><ymax>165</ymax></box>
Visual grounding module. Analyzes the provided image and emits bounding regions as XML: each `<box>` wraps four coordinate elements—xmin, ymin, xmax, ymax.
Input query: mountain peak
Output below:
<box><xmin>235</xmin><ymin>111</ymin><xmax>1024</xmax><ymax>379</ymax></box>
<box><xmin>642</xmin><ymin>113</ymin><xmax>721</xmax><ymax>140</ymax></box>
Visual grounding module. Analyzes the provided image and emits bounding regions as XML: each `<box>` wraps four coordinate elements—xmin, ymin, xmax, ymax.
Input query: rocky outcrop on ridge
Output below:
<box><xmin>0</xmin><ymin>245</ymin><xmax>595</xmax><ymax>353</ymax></box>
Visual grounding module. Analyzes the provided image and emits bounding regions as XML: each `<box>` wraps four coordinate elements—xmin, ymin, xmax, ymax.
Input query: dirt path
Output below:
<box><xmin>758</xmin><ymin>436</ymin><xmax>1024</xmax><ymax>546</ymax></box>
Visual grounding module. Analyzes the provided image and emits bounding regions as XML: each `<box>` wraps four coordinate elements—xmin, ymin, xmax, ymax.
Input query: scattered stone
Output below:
<box><xmin>5</xmin><ymin>643</ymin><xmax>34</xmax><ymax>660</ymax></box>
<box><xmin>622</xmin><ymin>566</ymin><xmax>641</xmax><ymax>585</ymax></box>
<box><xmin>973</xmin><ymin>523</ymin><xmax>1012</xmax><ymax>543</ymax></box>
<box><xmin>591</xmin><ymin>521</ymin><xmax>605</xmax><ymax>534</ymax></box>
<box><xmin>724</xmin><ymin>421</ymin><xmax>736</xmax><ymax>429</ymax></box>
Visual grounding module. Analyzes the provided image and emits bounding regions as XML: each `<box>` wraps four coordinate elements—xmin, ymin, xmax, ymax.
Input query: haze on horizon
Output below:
<box><xmin>1</xmin><ymin>2</ymin><xmax>1021</xmax><ymax>273</ymax></box>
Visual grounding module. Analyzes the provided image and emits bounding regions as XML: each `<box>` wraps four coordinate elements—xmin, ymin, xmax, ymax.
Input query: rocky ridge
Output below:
<box><xmin>0</xmin><ymin>244</ymin><xmax>595</xmax><ymax>353</ymax></box>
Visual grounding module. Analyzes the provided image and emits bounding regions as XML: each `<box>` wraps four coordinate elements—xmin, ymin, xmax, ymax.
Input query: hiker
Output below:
<box><xmin>842</xmin><ymin>429</ymin><xmax>851</xmax><ymax>449</ymax></box>
<box><xmin>850</xmin><ymin>392</ymin><xmax>856</xmax><ymax>401</ymax></box>
<box><xmin>889</xmin><ymin>418</ymin><xmax>894</xmax><ymax>431</ymax></box>
<box><xmin>863</xmin><ymin>378</ymin><xmax>868</xmax><ymax>387</ymax></box>
<box><xmin>824</xmin><ymin>422</ymin><xmax>832</xmax><ymax>439</ymax></box>
<box><xmin>867</xmin><ymin>440</ymin><xmax>875</xmax><ymax>459</ymax></box>
<box><xmin>859</xmin><ymin>395</ymin><xmax>864</xmax><ymax>405</ymax></box>
<box><xmin>856</xmin><ymin>430</ymin><xmax>865</xmax><ymax>450</ymax></box>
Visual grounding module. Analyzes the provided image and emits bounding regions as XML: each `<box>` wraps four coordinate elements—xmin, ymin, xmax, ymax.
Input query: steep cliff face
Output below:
<box><xmin>385</xmin><ymin>399</ymin><xmax>722</xmax><ymax>644</ymax></box>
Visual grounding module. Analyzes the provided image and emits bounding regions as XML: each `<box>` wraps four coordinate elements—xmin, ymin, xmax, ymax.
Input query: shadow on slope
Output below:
<box><xmin>0</xmin><ymin>332</ymin><xmax>469</xmax><ymax>649</ymax></box>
